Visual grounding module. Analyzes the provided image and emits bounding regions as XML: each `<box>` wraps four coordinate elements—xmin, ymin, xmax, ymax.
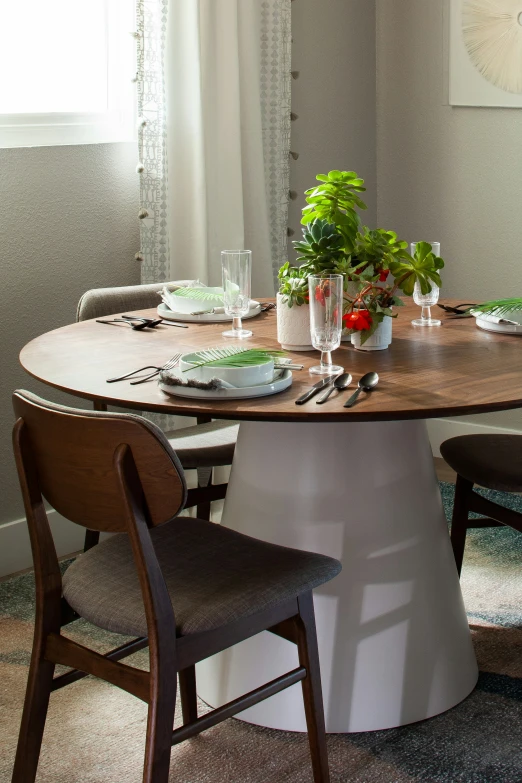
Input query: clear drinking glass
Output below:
<box><xmin>221</xmin><ymin>250</ymin><xmax>252</xmax><ymax>338</ymax></box>
<box><xmin>411</xmin><ymin>242</ymin><xmax>442</xmax><ymax>327</ymax></box>
<box><xmin>308</xmin><ymin>274</ymin><xmax>344</xmax><ymax>375</ymax></box>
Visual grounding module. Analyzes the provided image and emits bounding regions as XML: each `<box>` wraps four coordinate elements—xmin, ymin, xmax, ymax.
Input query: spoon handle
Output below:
<box><xmin>344</xmin><ymin>387</ymin><xmax>362</xmax><ymax>409</ymax></box>
<box><xmin>316</xmin><ymin>385</ymin><xmax>336</xmax><ymax>405</ymax></box>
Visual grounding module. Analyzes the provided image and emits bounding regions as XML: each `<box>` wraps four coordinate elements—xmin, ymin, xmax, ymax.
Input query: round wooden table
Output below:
<box><xmin>20</xmin><ymin>300</ymin><xmax>522</xmax><ymax>733</ymax></box>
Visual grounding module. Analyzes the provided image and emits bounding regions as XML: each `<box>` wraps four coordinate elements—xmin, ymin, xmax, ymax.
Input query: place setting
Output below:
<box><xmin>156</xmin><ymin>251</ymin><xmax>271</xmax><ymax>325</ymax></box>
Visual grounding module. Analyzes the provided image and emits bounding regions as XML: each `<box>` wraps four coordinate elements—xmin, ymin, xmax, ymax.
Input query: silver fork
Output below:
<box><xmin>130</xmin><ymin>354</ymin><xmax>182</xmax><ymax>385</ymax></box>
<box><xmin>106</xmin><ymin>354</ymin><xmax>181</xmax><ymax>384</ymax></box>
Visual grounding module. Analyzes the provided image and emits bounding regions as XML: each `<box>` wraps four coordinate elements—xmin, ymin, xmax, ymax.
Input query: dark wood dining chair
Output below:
<box><xmin>441</xmin><ymin>434</ymin><xmax>522</xmax><ymax>575</ymax></box>
<box><xmin>11</xmin><ymin>390</ymin><xmax>341</xmax><ymax>783</ymax></box>
<box><xmin>77</xmin><ymin>281</ymin><xmax>239</xmax><ymax>530</ymax></box>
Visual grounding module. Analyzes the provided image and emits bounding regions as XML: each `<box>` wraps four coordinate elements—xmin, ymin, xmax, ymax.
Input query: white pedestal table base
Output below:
<box><xmin>196</xmin><ymin>420</ymin><xmax>478</xmax><ymax>732</ymax></box>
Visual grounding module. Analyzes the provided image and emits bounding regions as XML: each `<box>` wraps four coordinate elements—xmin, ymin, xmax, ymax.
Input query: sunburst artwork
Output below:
<box><xmin>450</xmin><ymin>0</ymin><xmax>522</xmax><ymax>107</ymax></box>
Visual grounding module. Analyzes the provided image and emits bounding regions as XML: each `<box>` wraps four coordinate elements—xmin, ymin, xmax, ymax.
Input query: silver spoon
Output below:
<box><xmin>316</xmin><ymin>373</ymin><xmax>352</xmax><ymax>404</ymax></box>
<box><xmin>344</xmin><ymin>371</ymin><xmax>379</xmax><ymax>408</ymax></box>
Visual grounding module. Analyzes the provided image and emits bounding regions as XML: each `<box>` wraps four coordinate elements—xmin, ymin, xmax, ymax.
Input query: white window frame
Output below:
<box><xmin>0</xmin><ymin>0</ymin><xmax>136</xmax><ymax>148</ymax></box>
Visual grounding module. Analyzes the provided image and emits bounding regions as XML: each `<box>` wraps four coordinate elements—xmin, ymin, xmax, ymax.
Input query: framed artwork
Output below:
<box><xmin>449</xmin><ymin>0</ymin><xmax>522</xmax><ymax>107</ymax></box>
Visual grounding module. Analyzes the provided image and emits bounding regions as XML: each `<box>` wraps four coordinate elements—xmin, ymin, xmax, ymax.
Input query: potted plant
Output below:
<box><xmin>276</xmin><ymin>171</ymin><xmax>365</xmax><ymax>348</ymax></box>
<box><xmin>344</xmin><ymin>239</ymin><xmax>444</xmax><ymax>350</ymax></box>
<box><xmin>276</xmin><ymin>264</ymin><xmax>313</xmax><ymax>349</ymax></box>
<box><xmin>276</xmin><ymin>170</ymin><xmax>445</xmax><ymax>351</ymax></box>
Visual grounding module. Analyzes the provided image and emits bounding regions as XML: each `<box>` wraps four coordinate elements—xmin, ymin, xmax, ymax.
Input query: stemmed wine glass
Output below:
<box><xmin>221</xmin><ymin>250</ymin><xmax>252</xmax><ymax>338</ymax></box>
<box><xmin>308</xmin><ymin>274</ymin><xmax>344</xmax><ymax>375</ymax></box>
<box><xmin>411</xmin><ymin>242</ymin><xmax>442</xmax><ymax>327</ymax></box>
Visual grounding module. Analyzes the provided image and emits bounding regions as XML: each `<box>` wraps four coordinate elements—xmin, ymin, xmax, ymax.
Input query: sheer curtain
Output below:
<box><xmin>137</xmin><ymin>0</ymin><xmax>291</xmax><ymax>295</ymax></box>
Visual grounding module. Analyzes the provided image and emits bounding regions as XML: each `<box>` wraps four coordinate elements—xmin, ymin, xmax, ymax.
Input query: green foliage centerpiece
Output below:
<box><xmin>278</xmin><ymin>170</ymin><xmax>445</xmax><ymax>346</ymax></box>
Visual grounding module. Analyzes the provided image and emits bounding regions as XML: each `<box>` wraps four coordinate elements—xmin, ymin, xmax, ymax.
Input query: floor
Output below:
<box><xmin>2</xmin><ymin>464</ymin><xmax>522</xmax><ymax>782</ymax></box>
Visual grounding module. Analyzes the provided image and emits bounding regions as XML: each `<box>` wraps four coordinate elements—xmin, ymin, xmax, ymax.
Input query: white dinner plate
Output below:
<box><xmin>159</xmin><ymin>369</ymin><xmax>292</xmax><ymax>400</ymax></box>
<box><xmin>472</xmin><ymin>309</ymin><xmax>522</xmax><ymax>335</ymax></box>
<box><xmin>157</xmin><ymin>301</ymin><xmax>262</xmax><ymax>324</ymax></box>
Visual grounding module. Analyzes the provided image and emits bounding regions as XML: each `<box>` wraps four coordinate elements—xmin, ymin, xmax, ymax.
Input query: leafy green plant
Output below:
<box><xmin>342</xmin><ymin>242</ymin><xmax>444</xmax><ymax>345</ymax></box>
<box><xmin>183</xmin><ymin>346</ymin><xmax>284</xmax><ymax>372</ymax></box>
<box><xmin>301</xmin><ymin>170</ymin><xmax>367</xmax><ymax>253</ymax></box>
<box><xmin>388</xmin><ymin>241</ymin><xmax>444</xmax><ymax>296</ymax></box>
<box><xmin>278</xmin><ymin>169</ymin><xmax>446</xmax><ymax>347</ymax></box>
<box><xmin>172</xmin><ymin>287</ymin><xmax>224</xmax><ymax>302</ymax></box>
<box><xmin>351</xmin><ymin>227</ymin><xmax>410</xmax><ymax>276</ymax></box>
<box><xmin>467</xmin><ymin>298</ymin><xmax>522</xmax><ymax>318</ymax></box>
<box><xmin>277</xmin><ymin>262</ymin><xmax>309</xmax><ymax>308</ymax></box>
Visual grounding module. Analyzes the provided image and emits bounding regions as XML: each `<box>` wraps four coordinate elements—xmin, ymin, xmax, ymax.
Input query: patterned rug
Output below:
<box><xmin>1</xmin><ymin>483</ymin><xmax>521</xmax><ymax>783</ymax></box>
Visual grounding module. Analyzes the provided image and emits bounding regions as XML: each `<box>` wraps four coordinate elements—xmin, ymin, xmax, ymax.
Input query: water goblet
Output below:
<box><xmin>308</xmin><ymin>274</ymin><xmax>344</xmax><ymax>375</ymax></box>
<box><xmin>221</xmin><ymin>250</ymin><xmax>252</xmax><ymax>338</ymax></box>
<box><xmin>411</xmin><ymin>242</ymin><xmax>442</xmax><ymax>327</ymax></box>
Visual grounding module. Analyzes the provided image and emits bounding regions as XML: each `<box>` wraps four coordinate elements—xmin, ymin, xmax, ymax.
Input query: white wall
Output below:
<box><xmin>289</xmin><ymin>0</ymin><xmax>377</xmax><ymax>258</ymax></box>
<box><xmin>375</xmin><ymin>0</ymin><xmax>522</xmax><ymax>433</ymax></box>
<box><xmin>0</xmin><ymin>143</ymin><xmax>140</xmax><ymax>542</ymax></box>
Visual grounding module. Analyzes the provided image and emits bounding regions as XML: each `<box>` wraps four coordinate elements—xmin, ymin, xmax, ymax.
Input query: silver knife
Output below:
<box><xmin>295</xmin><ymin>377</ymin><xmax>335</xmax><ymax>405</ymax></box>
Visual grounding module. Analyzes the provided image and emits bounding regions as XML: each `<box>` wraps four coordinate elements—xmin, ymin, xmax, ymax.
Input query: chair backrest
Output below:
<box><xmin>12</xmin><ymin>390</ymin><xmax>187</xmax><ymax>532</ymax></box>
<box><xmin>76</xmin><ymin>281</ymin><xmax>200</xmax><ymax>321</ymax></box>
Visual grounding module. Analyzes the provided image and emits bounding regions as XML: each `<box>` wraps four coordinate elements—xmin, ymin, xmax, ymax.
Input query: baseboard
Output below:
<box><xmin>0</xmin><ymin>510</ymin><xmax>89</xmax><ymax>578</ymax></box>
<box><xmin>427</xmin><ymin>417</ymin><xmax>521</xmax><ymax>458</ymax></box>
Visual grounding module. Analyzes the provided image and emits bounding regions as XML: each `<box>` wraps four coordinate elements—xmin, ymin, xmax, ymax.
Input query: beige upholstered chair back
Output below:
<box><xmin>76</xmin><ymin>281</ymin><xmax>199</xmax><ymax>321</ymax></box>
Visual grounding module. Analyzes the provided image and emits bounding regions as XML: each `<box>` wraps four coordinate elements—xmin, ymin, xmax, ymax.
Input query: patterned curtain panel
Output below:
<box><xmin>136</xmin><ymin>0</ymin><xmax>291</xmax><ymax>292</ymax></box>
<box><xmin>136</xmin><ymin>0</ymin><xmax>169</xmax><ymax>284</ymax></box>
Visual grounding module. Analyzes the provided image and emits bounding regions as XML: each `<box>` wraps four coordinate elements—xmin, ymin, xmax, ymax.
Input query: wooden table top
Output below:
<box><xmin>19</xmin><ymin>299</ymin><xmax>522</xmax><ymax>422</ymax></box>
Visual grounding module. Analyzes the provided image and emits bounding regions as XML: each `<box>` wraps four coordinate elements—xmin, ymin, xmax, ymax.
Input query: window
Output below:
<box><xmin>0</xmin><ymin>0</ymin><xmax>136</xmax><ymax>147</ymax></box>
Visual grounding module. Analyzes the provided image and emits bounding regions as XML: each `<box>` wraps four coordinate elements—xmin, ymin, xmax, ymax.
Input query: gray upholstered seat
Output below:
<box><xmin>63</xmin><ymin>517</ymin><xmax>341</xmax><ymax>637</ymax></box>
<box><xmin>165</xmin><ymin>420</ymin><xmax>239</xmax><ymax>469</ymax></box>
<box><xmin>440</xmin><ymin>434</ymin><xmax>522</xmax><ymax>493</ymax></box>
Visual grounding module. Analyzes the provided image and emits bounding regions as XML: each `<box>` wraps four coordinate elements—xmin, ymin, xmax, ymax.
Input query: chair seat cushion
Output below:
<box><xmin>440</xmin><ymin>434</ymin><xmax>522</xmax><ymax>492</ymax></box>
<box><xmin>62</xmin><ymin>517</ymin><xmax>341</xmax><ymax>637</ymax></box>
<box><xmin>165</xmin><ymin>421</ymin><xmax>238</xmax><ymax>469</ymax></box>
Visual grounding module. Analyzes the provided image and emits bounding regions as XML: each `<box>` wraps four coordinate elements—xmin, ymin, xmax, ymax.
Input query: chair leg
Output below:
<box><xmin>142</xmin><ymin>673</ymin><xmax>177</xmax><ymax>783</ymax></box>
<box><xmin>295</xmin><ymin>593</ymin><xmax>330</xmax><ymax>783</ymax></box>
<box><xmin>451</xmin><ymin>474</ymin><xmax>474</xmax><ymax>578</ymax></box>
<box><xmin>179</xmin><ymin>665</ymin><xmax>198</xmax><ymax>724</ymax></box>
<box><xmin>11</xmin><ymin>652</ymin><xmax>55</xmax><ymax>783</ymax></box>
<box><xmin>196</xmin><ymin>466</ymin><xmax>213</xmax><ymax>521</ymax></box>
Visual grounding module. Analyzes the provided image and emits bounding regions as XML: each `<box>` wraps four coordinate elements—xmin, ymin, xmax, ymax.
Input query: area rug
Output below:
<box><xmin>1</xmin><ymin>483</ymin><xmax>521</xmax><ymax>783</ymax></box>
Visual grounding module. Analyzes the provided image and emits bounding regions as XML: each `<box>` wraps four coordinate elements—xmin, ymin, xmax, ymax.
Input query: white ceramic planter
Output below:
<box><xmin>351</xmin><ymin>316</ymin><xmax>393</xmax><ymax>351</ymax></box>
<box><xmin>276</xmin><ymin>293</ymin><xmax>313</xmax><ymax>351</ymax></box>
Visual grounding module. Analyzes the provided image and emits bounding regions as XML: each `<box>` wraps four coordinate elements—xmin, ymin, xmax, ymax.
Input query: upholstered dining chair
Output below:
<box><xmin>440</xmin><ymin>434</ymin><xmax>522</xmax><ymax>575</ymax></box>
<box><xmin>77</xmin><ymin>281</ymin><xmax>239</xmax><ymax>532</ymax></box>
<box><xmin>11</xmin><ymin>390</ymin><xmax>341</xmax><ymax>783</ymax></box>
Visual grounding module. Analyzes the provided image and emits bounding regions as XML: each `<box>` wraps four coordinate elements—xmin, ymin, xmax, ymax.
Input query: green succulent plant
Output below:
<box><xmin>301</xmin><ymin>170</ymin><xmax>367</xmax><ymax>254</ymax></box>
<box><xmin>293</xmin><ymin>219</ymin><xmax>346</xmax><ymax>273</ymax></box>
<box><xmin>277</xmin><ymin>262</ymin><xmax>308</xmax><ymax>308</ymax></box>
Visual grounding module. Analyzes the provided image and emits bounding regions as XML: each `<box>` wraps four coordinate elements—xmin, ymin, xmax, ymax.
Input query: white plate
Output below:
<box><xmin>472</xmin><ymin>309</ymin><xmax>522</xmax><ymax>335</ymax></box>
<box><xmin>157</xmin><ymin>301</ymin><xmax>261</xmax><ymax>324</ymax></box>
<box><xmin>159</xmin><ymin>369</ymin><xmax>292</xmax><ymax>400</ymax></box>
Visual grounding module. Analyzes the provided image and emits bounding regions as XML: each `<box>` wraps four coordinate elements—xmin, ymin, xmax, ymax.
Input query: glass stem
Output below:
<box><xmin>421</xmin><ymin>306</ymin><xmax>431</xmax><ymax>322</ymax></box>
<box><xmin>320</xmin><ymin>351</ymin><xmax>332</xmax><ymax>371</ymax></box>
<box><xmin>233</xmin><ymin>316</ymin><xmax>242</xmax><ymax>333</ymax></box>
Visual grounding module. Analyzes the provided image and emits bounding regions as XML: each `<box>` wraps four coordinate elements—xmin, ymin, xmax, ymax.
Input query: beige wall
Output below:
<box><xmin>289</xmin><ymin>0</ymin><xmax>377</xmax><ymax>258</ymax></box>
<box><xmin>376</xmin><ymin>0</ymin><xmax>522</xmax><ymax>431</ymax></box>
<box><xmin>0</xmin><ymin>143</ymin><xmax>140</xmax><ymax>526</ymax></box>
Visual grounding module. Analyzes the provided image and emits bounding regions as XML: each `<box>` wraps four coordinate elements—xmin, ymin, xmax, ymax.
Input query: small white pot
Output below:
<box><xmin>351</xmin><ymin>316</ymin><xmax>393</xmax><ymax>351</ymax></box>
<box><xmin>276</xmin><ymin>293</ymin><xmax>313</xmax><ymax>351</ymax></box>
